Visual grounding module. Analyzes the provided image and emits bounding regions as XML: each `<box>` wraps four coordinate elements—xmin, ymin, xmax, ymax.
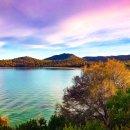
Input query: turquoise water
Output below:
<box><xmin>0</xmin><ymin>68</ymin><xmax>81</xmax><ymax>126</ymax></box>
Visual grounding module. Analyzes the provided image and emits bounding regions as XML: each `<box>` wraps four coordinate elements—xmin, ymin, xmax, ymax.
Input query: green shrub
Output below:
<box><xmin>0</xmin><ymin>126</ymin><xmax>13</xmax><ymax>130</ymax></box>
<box><xmin>47</xmin><ymin>115</ymin><xmax>66</xmax><ymax>130</ymax></box>
<box><xmin>106</xmin><ymin>89</ymin><xmax>130</xmax><ymax>129</ymax></box>
<box><xmin>16</xmin><ymin>118</ymin><xmax>47</xmax><ymax>130</ymax></box>
<box><xmin>63</xmin><ymin>120</ymin><xmax>107</xmax><ymax>130</ymax></box>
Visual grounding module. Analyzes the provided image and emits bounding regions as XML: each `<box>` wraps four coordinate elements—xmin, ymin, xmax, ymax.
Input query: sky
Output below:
<box><xmin>0</xmin><ymin>0</ymin><xmax>130</xmax><ymax>59</ymax></box>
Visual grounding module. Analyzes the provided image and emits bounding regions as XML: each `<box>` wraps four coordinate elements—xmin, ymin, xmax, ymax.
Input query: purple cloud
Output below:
<box><xmin>0</xmin><ymin>0</ymin><xmax>130</xmax><ymax>59</ymax></box>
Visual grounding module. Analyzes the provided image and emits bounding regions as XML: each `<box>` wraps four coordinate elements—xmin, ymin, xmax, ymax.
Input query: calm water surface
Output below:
<box><xmin>0</xmin><ymin>68</ymin><xmax>81</xmax><ymax>126</ymax></box>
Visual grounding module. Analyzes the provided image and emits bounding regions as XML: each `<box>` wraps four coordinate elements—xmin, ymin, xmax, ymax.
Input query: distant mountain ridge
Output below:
<box><xmin>44</xmin><ymin>53</ymin><xmax>81</xmax><ymax>61</ymax></box>
<box><xmin>0</xmin><ymin>54</ymin><xmax>86</xmax><ymax>67</ymax></box>
<box><xmin>0</xmin><ymin>53</ymin><xmax>130</xmax><ymax>67</ymax></box>
<box><xmin>83</xmin><ymin>55</ymin><xmax>130</xmax><ymax>62</ymax></box>
<box><xmin>1</xmin><ymin>53</ymin><xmax>130</xmax><ymax>62</ymax></box>
<box><xmin>45</xmin><ymin>53</ymin><xmax>130</xmax><ymax>62</ymax></box>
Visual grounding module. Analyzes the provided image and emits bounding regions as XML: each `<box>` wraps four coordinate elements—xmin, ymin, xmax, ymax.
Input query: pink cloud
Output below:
<box><xmin>0</xmin><ymin>0</ymin><xmax>129</xmax><ymax>49</ymax></box>
<box><xmin>43</xmin><ymin>2</ymin><xmax>130</xmax><ymax>47</ymax></box>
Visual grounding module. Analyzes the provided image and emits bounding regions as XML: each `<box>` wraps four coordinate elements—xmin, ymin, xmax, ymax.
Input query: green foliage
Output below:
<box><xmin>16</xmin><ymin>118</ymin><xmax>47</xmax><ymax>130</ymax></box>
<box><xmin>0</xmin><ymin>126</ymin><xmax>13</xmax><ymax>130</ymax></box>
<box><xmin>63</xmin><ymin>120</ymin><xmax>107</xmax><ymax>130</ymax></box>
<box><xmin>106</xmin><ymin>89</ymin><xmax>130</xmax><ymax>129</ymax></box>
<box><xmin>83</xmin><ymin>120</ymin><xmax>107</xmax><ymax>130</ymax></box>
<box><xmin>47</xmin><ymin>115</ymin><xmax>66</xmax><ymax>130</ymax></box>
<box><xmin>63</xmin><ymin>125</ymin><xmax>78</xmax><ymax>130</ymax></box>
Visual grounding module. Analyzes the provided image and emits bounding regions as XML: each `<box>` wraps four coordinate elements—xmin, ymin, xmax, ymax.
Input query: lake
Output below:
<box><xmin>0</xmin><ymin>68</ymin><xmax>81</xmax><ymax>126</ymax></box>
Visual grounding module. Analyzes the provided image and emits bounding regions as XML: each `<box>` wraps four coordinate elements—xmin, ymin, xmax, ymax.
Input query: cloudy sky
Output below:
<box><xmin>0</xmin><ymin>0</ymin><xmax>130</xmax><ymax>59</ymax></box>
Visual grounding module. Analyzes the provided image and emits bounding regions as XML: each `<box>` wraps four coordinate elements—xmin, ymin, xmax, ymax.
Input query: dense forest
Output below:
<box><xmin>0</xmin><ymin>59</ymin><xmax>130</xmax><ymax>130</ymax></box>
<box><xmin>1</xmin><ymin>53</ymin><xmax>130</xmax><ymax>68</ymax></box>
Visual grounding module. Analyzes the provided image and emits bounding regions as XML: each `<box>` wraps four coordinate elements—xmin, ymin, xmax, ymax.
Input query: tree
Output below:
<box><xmin>106</xmin><ymin>89</ymin><xmax>130</xmax><ymax>130</ymax></box>
<box><xmin>61</xmin><ymin>60</ymin><xmax>130</xmax><ymax>129</ymax></box>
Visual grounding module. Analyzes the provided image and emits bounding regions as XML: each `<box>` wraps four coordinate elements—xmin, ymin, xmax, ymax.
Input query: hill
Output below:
<box><xmin>0</xmin><ymin>55</ymin><xmax>87</xmax><ymax>67</ymax></box>
<box><xmin>12</xmin><ymin>56</ymin><xmax>43</xmax><ymax>67</ymax></box>
<box><xmin>44</xmin><ymin>53</ymin><xmax>86</xmax><ymax>67</ymax></box>
<box><xmin>13</xmin><ymin>56</ymin><xmax>40</xmax><ymax>62</ymax></box>
<box><xmin>0</xmin><ymin>54</ymin><xmax>130</xmax><ymax>68</ymax></box>
<box><xmin>45</xmin><ymin>53</ymin><xmax>81</xmax><ymax>61</ymax></box>
<box><xmin>83</xmin><ymin>55</ymin><xmax>130</xmax><ymax>62</ymax></box>
<box><xmin>46</xmin><ymin>53</ymin><xmax>130</xmax><ymax>62</ymax></box>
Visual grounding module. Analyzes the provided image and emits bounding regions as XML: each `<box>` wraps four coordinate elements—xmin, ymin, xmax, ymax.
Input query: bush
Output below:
<box><xmin>106</xmin><ymin>89</ymin><xmax>130</xmax><ymax>130</ymax></box>
<box><xmin>48</xmin><ymin>115</ymin><xmax>66</xmax><ymax>130</ymax></box>
<box><xmin>16</xmin><ymin>118</ymin><xmax>47</xmax><ymax>130</ymax></box>
<box><xmin>0</xmin><ymin>117</ymin><xmax>8</xmax><ymax>127</ymax></box>
<box><xmin>63</xmin><ymin>120</ymin><xmax>107</xmax><ymax>130</ymax></box>
<box><xmin>0</xmin><ymin>126</ymin><xmax>13</xmax><ymax>130</ymax></box>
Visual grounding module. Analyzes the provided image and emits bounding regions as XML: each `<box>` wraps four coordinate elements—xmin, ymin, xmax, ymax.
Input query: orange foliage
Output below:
<box><xmin>0</xmin><ymin>117</ymin><xmax>8</xmax><ymax>126</ymax></box>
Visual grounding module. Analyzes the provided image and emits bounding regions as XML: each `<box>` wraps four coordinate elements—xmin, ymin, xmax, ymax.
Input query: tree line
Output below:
<box><xmin>0</xmin><ymin>57</ymin><xmax>87</xmax><ymax>67</ymax></box>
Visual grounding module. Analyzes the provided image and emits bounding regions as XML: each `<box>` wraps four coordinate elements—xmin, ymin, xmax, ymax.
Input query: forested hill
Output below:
<box><xmin>45</xmin><ymin>53</ymin><xmax>81</xmax><ymax>60</ymax></box>
<box><xmin>83</xmin><ymin>55</ymin><xmax>130</xmax><ymax>62</ymax></box>
<box><xmin>0</xmin><ymin>54</ymin><xmax>130</xmax><ymax>67</ymax></box>
<box><xmin>45</xmin><ymin>53</ymin><xmax>130</xmax><ymax>62</ymax></box>
<box><xmin>0</xmin><ymin>54</ymin><xmax>87</xmax><ymax>67</ymax></box>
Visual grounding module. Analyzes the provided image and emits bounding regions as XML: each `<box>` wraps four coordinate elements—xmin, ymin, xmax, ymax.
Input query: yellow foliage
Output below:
<box><xmin>0</xmin><ymin>117</ymin><xmax>8</xmax><ymax>126</ymax></box>
<box><xmin>83</xmin><ymin>59</ymin><xmax>130</xmax><ymax>99</ymax></box>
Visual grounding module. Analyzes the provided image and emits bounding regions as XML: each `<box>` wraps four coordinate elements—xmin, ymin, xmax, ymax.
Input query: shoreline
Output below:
<box><xmin>0</xmin><ymin>67</ymin><xmax>81</xmax><ymax>70</ymax></box>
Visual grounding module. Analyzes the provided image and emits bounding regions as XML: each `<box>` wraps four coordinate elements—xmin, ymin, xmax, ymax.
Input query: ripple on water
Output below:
<box><xmin>0</xmin><ymin>68</ymin><xmax>81</xmax><ymax>126</ymax></box>
<box><xmin>40</xmin><ymin>104</ymin><xmax>53</xmax><ymax>109</ymax></box>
